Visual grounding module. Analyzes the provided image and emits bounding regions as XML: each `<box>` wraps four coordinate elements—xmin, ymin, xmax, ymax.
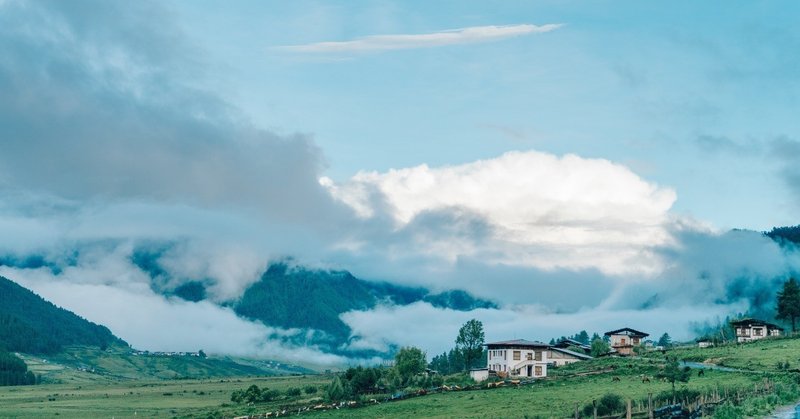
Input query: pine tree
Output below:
<box><xmin>777</xmin><ymin>277</ymin><xmax>800</xmax><ymax>333</ymax></box>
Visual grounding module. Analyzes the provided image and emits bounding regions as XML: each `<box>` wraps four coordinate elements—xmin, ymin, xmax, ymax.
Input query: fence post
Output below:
<box><xmin>593</xmin><ymin>399</ymin><xmax>597</xmax><ymax>419</ymax></box>
<box><xmin>575</xmin><ymin>402</ymin><xmax>579</xmax><ymax>419</ymax></box>
<box><xmin>648</xmin><ymin>393</ymin><xmax>653</xmax><ymax>419</ymax></box>
<box><xmin>626</xmin><ymin>399</ymin><xmax>631</xmax><ymax>419</ymax></box>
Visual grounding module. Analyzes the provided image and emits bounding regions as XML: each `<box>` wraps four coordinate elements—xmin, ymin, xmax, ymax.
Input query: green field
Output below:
<box><xmin>4</xmin><ymin>337</ymin><xmax>800</xmax><ymax>418</ymax></box>
<box><xmin>0</xmin><ymin>375</ymin><xmax>330</xmax><ymax>418</ymax></box>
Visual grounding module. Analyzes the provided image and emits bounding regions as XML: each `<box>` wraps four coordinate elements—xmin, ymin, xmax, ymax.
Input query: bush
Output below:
<box><xmin>304</xmin><ymin>385</ymin><xmax>318</xmax><ymax>394</ymax></box>
<box><xmin>582</xmin><ymin>393</ymin><xmax>624</xmax><ymax>417</ymax></box>
<box><xmin>285</xmin><ymin>387</ymin><xmax>302</xmax><ymax>397</ymax></box>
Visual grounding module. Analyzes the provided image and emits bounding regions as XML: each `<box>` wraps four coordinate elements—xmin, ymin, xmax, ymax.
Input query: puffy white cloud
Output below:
<box><xmin>325</xmin><ymin>150</ymin><xmax>677</xmax><ymax>275</ymax></box>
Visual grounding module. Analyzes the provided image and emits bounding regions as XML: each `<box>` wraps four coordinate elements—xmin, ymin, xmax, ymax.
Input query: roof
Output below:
<box><xmin>729</xmin><ymin>318</ymin><xmax>784</xmax><ymax>330</ymax></box>
<box><xmin>549</xmin><ymin>347</ymin><xmax>593</xmax><ymax>360</ymax></box>
<box><xmin>604</xmin><ymin>327</ymin><xmax>649</xmax><ymax>338</ymax></box>
<box><xmin>554</xmin><ymin>338</ymin><xmax>591</xmax><ymax>348</ymax></box>
<box><xmin>485</xmin><ymin>339</ymin><xmax>549</xmax><ymax>348</ymax></box>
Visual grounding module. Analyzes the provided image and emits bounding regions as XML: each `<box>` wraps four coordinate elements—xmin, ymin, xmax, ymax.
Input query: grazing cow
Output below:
<box><xmin>698</xmin><ymin>369</ymin><xmax>705</xmax><ymax>377</ymax></box>
<box><xmin>612</xmin><ymin>376</ymin><xmax>621</xmax><ymax>382</ymax></box>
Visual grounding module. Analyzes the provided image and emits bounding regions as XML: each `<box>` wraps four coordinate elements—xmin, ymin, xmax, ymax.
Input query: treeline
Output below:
<box><xmin>428</xmin><ymin>319</ymin><xmax>487</xmax><ymax>375</ymax></box>
<box><xmin>766</xmin><ymin>225</ymin><xmax>800</xmax><ymax>246</ymax></box>
<box><xmin>0</xmin><ymin>276</ymin><xmax>121</xmax><ymax>354</ymax></box>
<box><xmin>0</xmin><ymin>349</ymin><xmax>38</xmax><ymax>386</ymax></box>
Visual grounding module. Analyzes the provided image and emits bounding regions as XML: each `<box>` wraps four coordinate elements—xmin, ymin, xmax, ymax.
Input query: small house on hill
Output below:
<box><xmin>548</xmin><ymin>347</ymin><xmax>593</xmax><ymax>366</ymax></box>
<box><xmin>553</xmin><ymin>338</ymin><xmax>592</xmax><ymax>355</ymax></box>
<box><xmin>730</xmin><ymin>318</ymin><xmax>783</xmax><ymax>343</ymax></box>
<box><xmin>696</xmin><ymin>338</ymin><xmax>713</xmax><ymax>348</ymax></box>
<box><xmin>604</xmin><ymin>327</ymin><xmax>649</xmax><ymax>356</ymax></box>
<box><xmin>484</xmin><ymin>339</ymin><xmax>549</xmax><ymax>380</ymax></box>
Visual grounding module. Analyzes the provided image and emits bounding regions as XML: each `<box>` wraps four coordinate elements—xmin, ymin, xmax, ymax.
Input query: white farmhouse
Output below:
<box><xmin>731</xmin><ymin>318</ymin><xmax>783</xmax><ymax>343</ymax></box>
<box><xmin>485</xmin><ymin>339</ymin><xmax>549</xmax><ymax>379</ymax></box>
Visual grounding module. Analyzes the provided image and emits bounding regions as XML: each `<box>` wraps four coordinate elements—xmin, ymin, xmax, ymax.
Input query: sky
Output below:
<box><xmin>0</xmin><ymin>0</ymin><xmax>799</xmax><ymax>362</ymax></box>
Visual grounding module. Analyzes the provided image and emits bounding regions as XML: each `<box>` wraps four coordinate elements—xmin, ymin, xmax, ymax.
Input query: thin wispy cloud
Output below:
<box><xmin>275</xmin><ymin>24</ymin><xmax>562</xmax><ymax>54</ymax></box>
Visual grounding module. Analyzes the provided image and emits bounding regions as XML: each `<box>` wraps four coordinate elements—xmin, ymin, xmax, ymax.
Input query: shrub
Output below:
<box><xmin>582</xmin><ymin>393</ymin><xmax>624</xmax><ymax>417</ymax></box>
<box><xmin>285</xmin><ymin>387</ymin><xmax>302</xmax><ymax>397</ymax></box>
<box><xmin>304</xmin><ymin>385</ymin><xmax>317</xmax><ymax>394</ymax></box>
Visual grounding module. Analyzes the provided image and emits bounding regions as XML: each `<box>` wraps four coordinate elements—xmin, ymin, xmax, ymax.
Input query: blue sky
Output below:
<box><xmin>1</xmin><ymin>0</ymin><xmax>799</xmax><ymax>359</ymax></box>
<box><xmin>173</xmin><ymin>0</ymin><xmax>800</xmax><ymax>230</ymax></box>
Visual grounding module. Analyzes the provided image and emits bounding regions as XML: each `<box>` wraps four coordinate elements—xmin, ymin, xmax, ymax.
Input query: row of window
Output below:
<box><xmin>491</xmin><ymin>350</ymin><xmax>544</xmax><ymax>361</ymax></box>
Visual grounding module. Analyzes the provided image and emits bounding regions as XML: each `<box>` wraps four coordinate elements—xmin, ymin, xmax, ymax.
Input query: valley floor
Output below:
<box><xmin>5</xmin><ymin>337</ymin><xmax>800</xmax><ymax>418</ymax></box>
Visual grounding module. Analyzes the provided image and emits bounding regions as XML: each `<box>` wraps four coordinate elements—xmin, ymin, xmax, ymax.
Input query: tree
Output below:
<box><xmin>326</xmin><ymin>375</ymin><xmax>346</xmax><ymax>402</ymax></box>
<box><xmin>590</xmin><ymin>338</ymin><xmax>610</xmax><ymax>357</ymax></box>
<box><xmin>455</xmin><ymin>319</ymin><xmax>485</xmax><ymax>370</ymax></box>
<box><xmin>395</xmin><ymin>346</ymin><xmax>426</xmax><ymax>385</ymax></box>
<box><xmin>657</xmin><ymin>333</ymin><xmax>672</xmax><ymax>348</ymax></box>
<box><xmin>657</xmin><ymin>356</ymin><xmax>690</xmax><ymax>400</ymax></box>
<box><xmin>776</xmin><ymin>277</ymin><xmax>800</xmax><ymax>333</ymax></box>
<box><xmin>576</xmin><ymin>330</ymin><xmax>590</xmax><ymax>345</ymax></box>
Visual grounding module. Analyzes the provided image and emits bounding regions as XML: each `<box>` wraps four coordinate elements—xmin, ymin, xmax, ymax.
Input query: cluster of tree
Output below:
<box><xmin>0</xmin><ymin>349</ymin><xmax>38</xmax><ymax>386</ymax></box>
<box><xmin>765</xmin><ymin>225</ymin><xmax>800</xmax><ymax>247</ymax></box>
<box><xmin>428</xmin><ymin>319</ymin><xmax>486</xmax><ymax>375</ymax></box>
<box><xmin>230</xmin><ymin>384</ymin><xmax>317</xmax><ymax>404</ymax></box>
<box><xmin>548</xmin><ymin>330</ymin><xmax>596</xmax><ymax>346</ymax></box>
<box><xmin>0</xmin><ymin>276</ymin><xmax>121</xmax><ymax>354</ymax></box>
<box><xmin>326</xmin><ymin>347</ymin><xmax>443</xmax><ymax>402</ymax></box>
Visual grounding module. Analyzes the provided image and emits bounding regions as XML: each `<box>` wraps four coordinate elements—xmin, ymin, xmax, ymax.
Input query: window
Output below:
<box><xmin>754</xmin><ymin>328</ymin><xmax>763</xmax><ymax>336</ymax></box>
<box><xmin>513</xmin><ymin>351</ymin><xmax>521</xmax><ymax>361</ymax></box>
<box><xmin>633</xmin><ymin>338</ymin><xmax>639</xmax><ymax>344</ymax></box>
<box><xmin>620</xmin><ymin>338</ymin><xmax>626</xmax><ymax>345</ymax></box>
<box><xmin>526</xmin><ymin>353</ymin><xmax>533</xmax><ymax>361</ymax></box>
<box><xmin>534</xmin><ymin>366</ymin><xmax>542</xmax><ymax>376</ymax></box>
<box><xmin>534</xmin><ymin>351</ymin><xmax>542</xmax><ymax>361</ymax></box>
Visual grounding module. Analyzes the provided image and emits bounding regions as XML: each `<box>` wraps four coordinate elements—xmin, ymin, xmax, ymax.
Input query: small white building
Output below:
<box><xmin>697</xmin><ymin>338</ymin><xmax>713</xmax><ymax>348</ymax></box>
<box><xmin>469</xmin><ymin>368</ymin><xmax>489</xmax><ymax>382</ymax></box>
<box><xmin>731</xmin><ymin>319</ymin><xmax>783</xmax><ymax>343</ymax></box>
<box><xmin>486</xmin><ymin>339</ymin><xmax>549</xmax><ymax>379</ymax></box>
<box><xmin>548</xmin><ymin>347</ymin><xmax>593</xmax><ymax>366</ymax></box>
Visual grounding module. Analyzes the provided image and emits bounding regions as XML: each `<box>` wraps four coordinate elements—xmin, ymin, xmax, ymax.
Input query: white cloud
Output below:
<box><xmin>276</xmin><ymin>24</ymin><xmax>562</xmax><ymax>54</ymax></box>
<box><xmin>0</xmin><ymin>266</ymin><xmax>349</xmax><ymax>365</ymax></box>
<box><xmin>341</xmin><ymin>302</ymin><xmax>741</xmax><ymax>357</ymax></box>
<box><xmin>325</xmin><ymin>150</ymin><xmax>677</xmax><ymax>275</ymax></box>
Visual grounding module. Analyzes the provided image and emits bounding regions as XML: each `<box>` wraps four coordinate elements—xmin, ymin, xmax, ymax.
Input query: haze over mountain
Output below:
<box><xmin>1</xmin><ymin>0</ymin><xmax>799</xmax><ymax>364</ymax></box>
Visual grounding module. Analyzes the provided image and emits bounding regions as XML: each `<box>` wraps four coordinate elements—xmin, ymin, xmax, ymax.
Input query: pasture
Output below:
<box><xmin>4</xmin><ymin>338</ymin><xmax>800</xmax><ymax>417</ymax></box>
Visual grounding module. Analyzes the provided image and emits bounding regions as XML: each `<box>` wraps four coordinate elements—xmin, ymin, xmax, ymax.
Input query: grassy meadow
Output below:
<box><xmin>4</xmin><ymin>337</ymin><xmax>800</xmax><ymax>418</ymax></box>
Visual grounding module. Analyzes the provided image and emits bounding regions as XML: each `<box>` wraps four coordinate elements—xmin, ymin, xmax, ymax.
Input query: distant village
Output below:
<box><xmin>130</xmin><ymin>350</ymin><xmax>206</xmax><ymax>358</ymax></box>
<box><xmin>469</xmin><ymin>317</ymin><xmax>784</xmax><ymax>383</ymax></box>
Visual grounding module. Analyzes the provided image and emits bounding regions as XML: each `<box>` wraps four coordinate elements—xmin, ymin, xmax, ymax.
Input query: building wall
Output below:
<box><xmin>547</xmin><ymin>350</ymin><xmax>583</xmax><ymax>366</ymax></box>
<box><xmin>470</xmin><ymin>369</ymin><xmax>489</xmax><ymax>382</ymax></box>
<box><xmin>735</xmin><ymin>325</ymin><xmax>781</xmax><ymax>343</ymax></box>
<box><xmin>487</xmin><ymin>347</ymin><xmax>548</xmax><ymax>378</ymax></box>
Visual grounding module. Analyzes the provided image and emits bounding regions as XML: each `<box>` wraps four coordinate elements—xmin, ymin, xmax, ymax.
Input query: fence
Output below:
<box><xmin>576</xmin><ymin>377</ymin><xmax>778</xmax><ymax>419</ymax></box>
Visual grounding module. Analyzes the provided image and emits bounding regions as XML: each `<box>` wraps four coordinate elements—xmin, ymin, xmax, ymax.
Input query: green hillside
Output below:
<box><xmin>21</xmin><ymin>345</ymin><xmax>311</xmax><ymax>383</ymax></box>
<box><xmin>233</xmin><ymin>263</ymin><xmax>497</xmax><ymax>355</ymax></box>
<box><xmin>0</xmin><ymin>276</ymin><xmax>123</xmax><ymax>354</ymax></box>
